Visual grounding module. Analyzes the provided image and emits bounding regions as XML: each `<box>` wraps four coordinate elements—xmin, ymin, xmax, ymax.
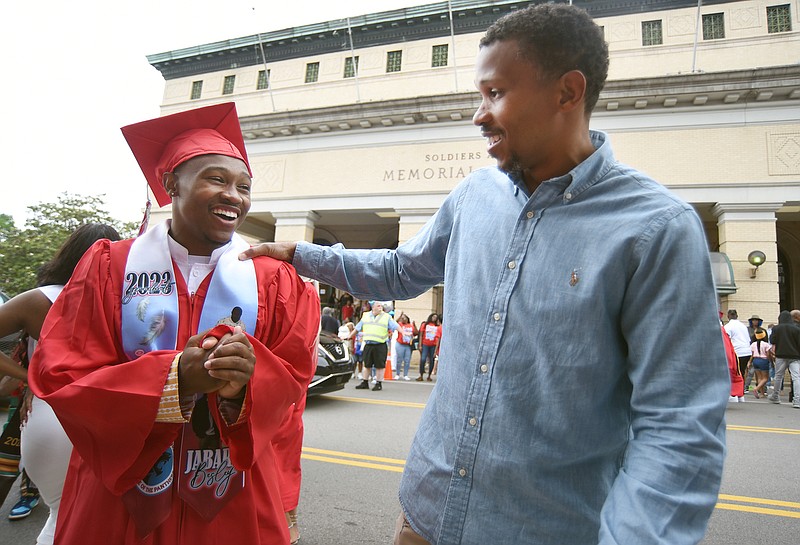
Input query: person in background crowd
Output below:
<box><xmin>353</xmin><ymin>301</ymin><xmax>398</xmax><ymax>392</ymax></box>
<box><xmin>743</xmin><ymin>314</ymin><xmax>763</xmax><ymax>391</ymax></box>
<box><xmin>747</xmin><ymin>315</ymin><xmax>763</xmax><ymax>342</ymax></box>
<box><xmin>721</xmin><ymin>313</ymin><xmax>744</xmax><ymax>404</ymax></box>
<box><xmin>393</xmin><ymin>314</ymin><xmax>417</xmax><ymax>381</ymax></box>
<box><xmin>417</xmin><ymin>314</ymin><xmax>441</xmax><ymax>382</ymax></box>
<box><xmin>748</xmin><ymin>328</ymin><xmax>772</xmax><ymax>399</ymax></box>
<box><xmin>725</xmin><ymin>309</ymin><xmax>752</xmax><ymax>383</ymax></box>
<box><xmin>29</xmin><ymin>103</ymin><xmax>319</xmax><ymax>544</ymax></box>
<box><xmin>239</xmin><ymin>5</ymin><xmax>729</xmax><ymax>544</ymax></box>
<box><xmin>339</xmin><ymin>295</ymin><xmax>355</xmax><ymax>324</ymax></box>
<box><xmin>320</xmin><ymin>306</ymin><xmax>340</xmax><ymax>335</ymax></box>
<box><xmin>767</xmin><ymin>310</ymin><xmax>800</xmax><ymax>408</ymax></box>
<box><xmin>0</xmin><ymin>223</ymin><xmax>121</xmax><ymax>544</ymax></box>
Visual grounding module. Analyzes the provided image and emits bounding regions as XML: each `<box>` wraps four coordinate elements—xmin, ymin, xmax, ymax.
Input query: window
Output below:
<box><xmin>257</xmin><ymin>69</ymin><xmax>270</xmax><ymax>90</ymax></box>
<box><xmin>767</xmin><ymin>4</ymin><xmax>792</xmax><ymax>33</ymax></box>
<box><xmin>386</xmin><ymin>50</ymin><xmax>402</xmax><ymax>73</ymax></box>
<box><xmin>641</xmin><ymin>20</ymin><xmax>663</xmax><ymax>46</ymax></box>
<box><xmin>190</xmin><ymin>80</ymin><xmax>203</xmax><ymax>100</ymax></box>
<box><xmin>222</xmin><ymin>75</ymin><xmax>235</xmax><ymax>95</ymax></box>
<box><xmin>344</xmin><ymin>56</ymin><xmax>359</xmax><ymax>78</ymax></box>
<box><xmin>702</xmin><ymin>13</ymin><xmax>725</xmax><ymax>40</ymax></box>
<box><xmin>432</xmin><ymin>44</ymin><xmax>448</xmax><ymax>67</ymax></box>
<box><xmin>305</xmin><ymin>62</ymin><xmax>319</xmax><ymax>83</ymax></box>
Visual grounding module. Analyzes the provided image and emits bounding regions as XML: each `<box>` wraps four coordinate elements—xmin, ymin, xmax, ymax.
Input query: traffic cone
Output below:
<box><xmin>384</xmin><ymin>347</ymin><xmax>393</xmax><ymax>380</ymax></box>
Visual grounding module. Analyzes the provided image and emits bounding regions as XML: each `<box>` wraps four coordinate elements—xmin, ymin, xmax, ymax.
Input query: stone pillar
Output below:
<box><xmin>272</xmin><ymin>211</ymin><xmax>320</xmax><ymax>243</ymax></box>
<box><xmin>393</xmin><ymin>209</ymin><xmax>441</xmax><ymax>326</ymax></box>
<box><xmin>713</xmin><ymin>203</ymin><xmax>782</xmax><ymax>323</ymax></box>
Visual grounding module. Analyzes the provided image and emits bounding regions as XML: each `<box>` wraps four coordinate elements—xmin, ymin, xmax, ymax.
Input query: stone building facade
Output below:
<box><xmin>146</xmin><ymin>0</ymin><xmax>800</xmax><ymax>324</ymax></box>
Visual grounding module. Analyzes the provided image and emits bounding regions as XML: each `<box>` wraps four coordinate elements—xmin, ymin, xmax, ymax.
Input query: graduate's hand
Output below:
<box><xmin>204</xmin><ymin>326</ymin><xmax>255</xmax><ymax>399</ymax></box>
<box><xmin>179</xmin><ymin>332</ymin><xmax>226</xmax><ymax>396</ymax></box>
<box><xmin>238</xmin><ymin>242</ymin><xmax>296</xmax><ymax>262</ymax></box>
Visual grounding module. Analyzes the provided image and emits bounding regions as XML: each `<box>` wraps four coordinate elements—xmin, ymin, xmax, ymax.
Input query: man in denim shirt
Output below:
<box><xmin>242</xmin><ymin>4</ymin><xmax>729</xmax><ymax>544</ymax></box>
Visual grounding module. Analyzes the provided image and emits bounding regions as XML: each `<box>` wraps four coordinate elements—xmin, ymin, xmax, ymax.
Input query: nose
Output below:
<box><xmin>472</xmin><ymin>100</ymin><xmax>489</xmax><ymax>126</ymax></box>
<box><xmin>221</xmin><ymin>182</ymin><xmax>243</xmax><ymax>203</ymax></box>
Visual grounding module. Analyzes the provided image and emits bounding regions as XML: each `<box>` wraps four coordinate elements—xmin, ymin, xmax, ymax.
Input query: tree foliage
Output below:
<box><xmin>0</xmin><ymin>193</ymin><xmax>138</xmax><ymax>296</ymax></box>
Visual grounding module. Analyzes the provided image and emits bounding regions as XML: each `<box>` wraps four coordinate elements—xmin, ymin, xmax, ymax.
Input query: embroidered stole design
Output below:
<box><xmin>119</xmin><ymin>222</ymin><xmax>257</xmax><ymax>537</ymax></box>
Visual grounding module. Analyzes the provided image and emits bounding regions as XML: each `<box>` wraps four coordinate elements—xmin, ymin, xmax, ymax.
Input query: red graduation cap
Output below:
<box><xmin>121</xmin><ymin>102</ymin><xmax>251</xmax><ymax>207</ymax></box>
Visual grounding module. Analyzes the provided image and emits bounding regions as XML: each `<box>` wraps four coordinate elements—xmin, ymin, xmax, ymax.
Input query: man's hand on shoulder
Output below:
<box><xmin>238</xmin><ymin>242</ymin><xmax>297</xmax><ymax>263</ymax></box>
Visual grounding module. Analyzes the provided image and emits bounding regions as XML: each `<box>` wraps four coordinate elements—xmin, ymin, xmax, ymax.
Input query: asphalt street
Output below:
<box><xmin>1</xmin><ymin>378</ymin><xmax>798</xmax><ymax>544</ymax></box>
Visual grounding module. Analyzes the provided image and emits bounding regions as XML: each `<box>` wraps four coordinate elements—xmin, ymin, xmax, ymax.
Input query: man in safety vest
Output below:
<box><xmin>354</xmin><ymin>301</ymin><xmax>398</xmax><ymax>391</ymax></box>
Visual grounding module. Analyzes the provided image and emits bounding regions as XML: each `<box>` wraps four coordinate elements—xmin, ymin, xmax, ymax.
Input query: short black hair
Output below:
<box><xmin>480</xmin><ymin>3</ymin><xmax>609</xmax><ymax>115</ymax></box>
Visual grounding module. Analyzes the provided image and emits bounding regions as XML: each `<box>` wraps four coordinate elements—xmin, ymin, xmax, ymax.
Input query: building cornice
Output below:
<box><xmin>238</xmin><ymin>64</ymin><xmax>800</xmax><ymax>141</ymax></box>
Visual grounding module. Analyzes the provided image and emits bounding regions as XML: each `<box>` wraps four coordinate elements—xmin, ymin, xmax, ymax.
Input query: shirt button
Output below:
<box><xmin>469</xmin><ymin>417</ymin><xmax>478</xmax><ymax>426</ymax></box>
<box><xmin>526</xmin><ymin>211</ymin><xmax>534</xmax><ymax>219</ymax></box>
<box><xmin>480</xmin><ymin>364</ymin><xmax>488</xmax><ymax>373</ymax></box>
<box><xmin>507</xmin><ymin>260</ymin><xmax>516</xmax><ymax>269</ymax></box>
<box><xmin>565</xmin><ymin>192</ymin><xmax>573</xmax><ymax>200</ymax></box>
<box><xmin>192</xmin><ymin>270</ymin><xmax>199</xmax><ymax>277</ymax></box>
<box><xmin>458</xmin><ymin>468</ymin><xmax>467</xmax><ymax>477</ymax></box>
<box><xmin>493</xmin><ymin>313</ymin><xmax>501</xmax><ymax>321</ymax></box>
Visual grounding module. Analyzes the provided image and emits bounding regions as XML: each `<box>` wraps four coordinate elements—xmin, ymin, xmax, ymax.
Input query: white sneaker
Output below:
<box><xmin>394</xmin><ymin>374</ymin><xmax>400</xmax><ymax>380</ymax></box>
<box><xmin>404</xmin><ymin>376</ymin><xmax>410</xmax><ymax>381</ymax></box>
<box><xmin>371</xmin><ymin>378</ymin><xmax>377</xmax><ymax>384</ymax></box>
<box><xmin>357</xmin><ymin>373</ymin><xmax>363</xmax><ymax>380</ymax></box>
<box><xmin>737</xmin><ymin>396</ymin><xmax>745</xmax><ymax>403</ymax></box>
<box><xmin>769</xmin><ymin>393</ymin><xmax>781</xmax><ymax>404</ymax></box>
<box><xmin>728</xmin><ymin>396</ymin><xmax>738</xmax><ymax>403</ymax></box>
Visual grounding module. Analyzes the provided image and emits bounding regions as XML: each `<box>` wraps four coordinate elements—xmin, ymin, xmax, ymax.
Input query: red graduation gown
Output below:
<box><xmin>29</xmin><ymin>238</ymin><xmax>319</xmax><ymax>545</ymax></box>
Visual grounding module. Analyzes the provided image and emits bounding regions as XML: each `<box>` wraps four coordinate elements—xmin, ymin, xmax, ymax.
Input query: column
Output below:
<box><xmin>272</xmin><ymin>211</ymin><xmax>320</xmax><ymax>243</ymax></box>
<box><xmin>713</xmin><ymin>202</ymin><xmax>781</xmax><ymax>322</ymax></box>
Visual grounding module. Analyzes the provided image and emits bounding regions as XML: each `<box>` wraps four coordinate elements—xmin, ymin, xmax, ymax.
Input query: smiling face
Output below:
<box><xmin>164</xmin><ymin>154</ymin><xmax>252</xmax><ymax>256</ymax></box>
<box><xmin>472</xmin><ymin>40</ymin><xmax>567</xmax><ymax>191</ymax></box>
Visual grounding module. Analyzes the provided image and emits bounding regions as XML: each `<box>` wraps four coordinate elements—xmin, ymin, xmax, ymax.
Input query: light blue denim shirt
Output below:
<box><xmin>293</xmin><ymin>131</ymin><xmax>729</xmax><ymax>545</ymax></box>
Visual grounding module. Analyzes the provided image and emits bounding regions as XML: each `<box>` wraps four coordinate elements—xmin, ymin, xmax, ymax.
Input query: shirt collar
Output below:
<box><xmin>506</xmin><ymin>130</ymin><xmax>614</xmax><ymax>202</ymax></box>
<box><xmin>164</xmin><ymin>219</ymin><xmax>231</xmax><ymax>268</ymax></box>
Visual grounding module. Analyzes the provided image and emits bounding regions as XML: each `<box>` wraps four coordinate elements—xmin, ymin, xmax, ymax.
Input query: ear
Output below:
<box><xmin>558</xmin><ymin>70</ymin><xmax>587</xmax><ymax>113</ymax></box>
<box><xmin>163</xmin><ymin>171</ymin><xmax>177</xmax><ymax>198</ymax></box>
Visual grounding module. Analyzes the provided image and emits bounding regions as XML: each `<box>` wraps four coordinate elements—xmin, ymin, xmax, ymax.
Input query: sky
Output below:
<box><xmin>1</xmin><ymin>0</ymin><xmax>427</xmax><ymax>227</ymax></box>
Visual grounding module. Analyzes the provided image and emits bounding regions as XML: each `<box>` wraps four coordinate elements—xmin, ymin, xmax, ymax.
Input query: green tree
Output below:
<box><xmin>0</xmin><ymin>193</ymin><xmax>137</xmax><ymax>296</ymax></box>
<box><xmin>0</xmin><ymin>213</ymin><xmax>17</xmax><ymax>243</ymax></box>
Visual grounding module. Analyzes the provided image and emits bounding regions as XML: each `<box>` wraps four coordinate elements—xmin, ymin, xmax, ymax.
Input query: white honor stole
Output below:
<box><xmin>119</xmin><ymin>222</ymin><xmax>258</xmax><ymax>531</ymax></box>
<box><xmin>121</xmin><ymin>221</ymin><xmax>258</xmax><ymax>359</ymax></box>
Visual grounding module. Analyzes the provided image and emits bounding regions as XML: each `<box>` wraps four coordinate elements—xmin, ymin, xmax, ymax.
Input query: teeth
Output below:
<box><xmin>212</xmin><ymin>208</ymin><xmax>238</xmax><ymax>219</ymax></box>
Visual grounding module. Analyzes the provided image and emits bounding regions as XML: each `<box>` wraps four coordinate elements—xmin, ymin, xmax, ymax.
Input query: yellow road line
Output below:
<box><xmin>718</xmin><ymin>494</ymin><xmax>800</xmax><ymax>510</ymax></box>
<box><xmin>716</xmin><ymin>503</ymin><xmax>800</xmax><ymax>518</ymax></box>
<box><xmin>301</xmin><ymin>446</ymin><xmax>405</xmax><ymax>473</ymax></box>
<box><xmin>324</xmin><ymin>395</ymin><xmax>427</xmax><ymax>408</ymax></box>
<box><xmin>303</xmin><ymin>447</ymin><xmax>406</xmax><ymax>466</ymax></box>
<box><xmin>300</xmin><ymin>449</ymin><xmax>800</xmax><ymax>519</ymax></box>
<box><xmin>727</xmin><ymin>425</ymin><xmax>800</xmax><ymax>435</ymax></box>
<box><xmin>302</xmin><ymin>454</ymin><xmax>405</xmax><ymax>473</ymax></box>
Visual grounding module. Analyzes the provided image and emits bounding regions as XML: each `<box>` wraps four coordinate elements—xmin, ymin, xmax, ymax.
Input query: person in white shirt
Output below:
<box><xmin>724</xmin><ymin>309</ymin><xmax>752</xmax><ymax>388</ymax></box>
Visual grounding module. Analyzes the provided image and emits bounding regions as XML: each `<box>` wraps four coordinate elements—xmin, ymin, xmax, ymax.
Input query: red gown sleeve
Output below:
<box><xmin>28</xmin><ymin>239</ymin><xmax>181</xmax><ymax>495</ymax></box>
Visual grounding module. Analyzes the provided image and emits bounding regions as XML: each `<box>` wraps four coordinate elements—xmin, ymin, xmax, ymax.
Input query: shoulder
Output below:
<box><xmin>251</xmin><ymin>255</ymin><xmax>301</xmax><ymax>281</ymax></box>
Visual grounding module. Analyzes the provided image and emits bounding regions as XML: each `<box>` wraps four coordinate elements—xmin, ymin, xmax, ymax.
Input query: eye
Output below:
<box><xmin>488</xmin><ymin>88</ymin><xmax>501</xmax><ymax>99</ymax></box>
<box><xmin>238</xmin><ymin>183</ymin><xmax>251</xmax><ymax>193</ymax></box>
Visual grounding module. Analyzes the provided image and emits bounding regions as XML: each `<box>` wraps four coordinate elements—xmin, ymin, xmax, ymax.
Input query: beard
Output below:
<box><xmin>495</xmin><ymin>152</ymin><xmax>525</xmax><ymax>183</ymax></box>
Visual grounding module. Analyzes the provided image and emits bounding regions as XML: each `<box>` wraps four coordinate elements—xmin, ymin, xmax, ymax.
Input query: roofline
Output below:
<box><xmin>147</xmin><ymin>0</ymin><xmax>733</xmax><ymax>80</ymax></box>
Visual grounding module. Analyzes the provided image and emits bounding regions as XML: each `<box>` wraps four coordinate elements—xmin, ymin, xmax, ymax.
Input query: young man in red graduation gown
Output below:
<box><xmin>28</xmin><ymin>103</ymin><xmax>319</xmax><ymax>544</ymax></box>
